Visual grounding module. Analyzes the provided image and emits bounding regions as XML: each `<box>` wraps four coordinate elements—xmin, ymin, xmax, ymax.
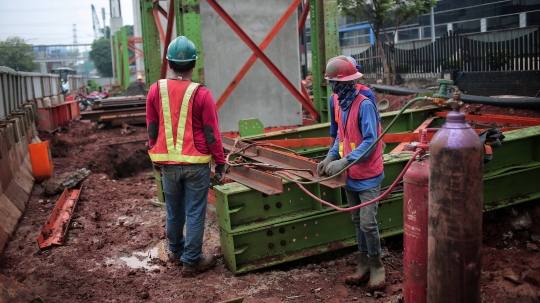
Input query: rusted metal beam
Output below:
<box><xmin>226</xmin><ymin>166</ymin><xmax>283</xmax><ymax>195</ymax></box>
<box><xmin>222</xmin><ymin>136</ymin><xmax>345</xmax><ymax>188</ymax></box>
<box><xmin>215</xmin><ymin>0</ymin><xmax>303</xmax><ymax>110</ymax></box>
<box><xmin>37</xmin><ymin>188</ymin><xmax>81</xmax><ymax>249</ymax></box>
<box><xmin>207</xmin><ymin>0</ymin><xmax>320</xmax><ymax>121</ymax></box>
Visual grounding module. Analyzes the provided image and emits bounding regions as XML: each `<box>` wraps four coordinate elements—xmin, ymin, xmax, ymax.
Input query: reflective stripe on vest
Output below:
<box><xmin>148</xmin><ymin>80</ymin><xmax>212</xmax><ymax>163</ymax></box>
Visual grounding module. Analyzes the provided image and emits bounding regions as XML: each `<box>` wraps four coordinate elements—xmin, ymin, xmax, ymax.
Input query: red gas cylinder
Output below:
<box><xmin>428</xmin><ymin>97</ymin><xmax>483</xmax><ymax>303</ymax></box>
<box><xmin>403</xmin><ymin>131</ymin><xmax>430</xmax><ymax>303</ymax></box>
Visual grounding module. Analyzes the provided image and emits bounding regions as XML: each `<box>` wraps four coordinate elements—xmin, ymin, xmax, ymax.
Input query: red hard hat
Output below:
<box><xmin>324</xmin><ymin>56</ymin><xmax>362</xmax><ymax>82</ymax></box>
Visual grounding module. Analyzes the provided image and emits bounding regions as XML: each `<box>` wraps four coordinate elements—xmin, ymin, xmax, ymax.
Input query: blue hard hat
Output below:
<box><xmin>346</xmin><ymin>56</ymin><xmax>362</xmax><ymax>71</ymax></box>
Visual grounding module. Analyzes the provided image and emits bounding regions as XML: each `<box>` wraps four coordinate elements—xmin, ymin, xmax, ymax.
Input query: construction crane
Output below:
<box><xmin>91</xmin><ymin>4</ymin><xmax>102</xmax><ymax>40</ymax></box>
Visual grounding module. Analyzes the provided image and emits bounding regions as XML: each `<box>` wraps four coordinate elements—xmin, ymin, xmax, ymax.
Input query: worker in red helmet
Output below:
<box><xmin>146</xmin><ymin>36</ymin><xmax>226</xmax><ymax>276</ymax></box>
<box><xmin>329</xmin><ymin>56</ymin><xmax>378</xmax><ymax>148</ymax></box>
<box><xmin>317</xmin><ymin>56</ymin><xmax>386</xmax><ymax>291</ymax></box>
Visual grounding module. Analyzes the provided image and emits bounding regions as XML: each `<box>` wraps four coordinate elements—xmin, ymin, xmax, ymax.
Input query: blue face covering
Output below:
<box><xmin>329</xmin><ymin>81</ymin><xmax>359</xmax><ymax>111</ymax></box>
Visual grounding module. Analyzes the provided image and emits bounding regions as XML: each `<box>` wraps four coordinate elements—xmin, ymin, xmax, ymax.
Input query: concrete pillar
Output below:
<box><xmin>200</xmin><ymin>0</ymin><xmax>302</xmax><ymax>132</ymax></box>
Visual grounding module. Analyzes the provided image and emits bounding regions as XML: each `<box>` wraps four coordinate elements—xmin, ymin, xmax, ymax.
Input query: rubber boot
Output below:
<box><xmin>366</xmin><ymin>256</ymin><xmax>386</xmax><ymax>291</ymax></box>
<box><xmin>345</xmin><ymin>252</ymin><xmax>370</xmax><ymax>285</ymax></box>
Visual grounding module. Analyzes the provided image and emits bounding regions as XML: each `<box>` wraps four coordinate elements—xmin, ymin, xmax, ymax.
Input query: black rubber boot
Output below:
<box><xmin>366</xmin><ymin>255</ymin><xmax>386</xmax><ymax>291</ymax></box>
<box><xmin>345</xmin><ymin>252</ymin><xmax>370</xmax><ymax>285</ymax></box>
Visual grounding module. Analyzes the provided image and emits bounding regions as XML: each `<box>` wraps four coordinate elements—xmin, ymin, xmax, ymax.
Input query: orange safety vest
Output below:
<box><xmin>337</xmin><ymin>94</ymin><xmax>383</xmax><ymax>180</ymax></box>
<box><xmin>148</xmin><ymin>79</ymin><xmax>212</xmax><ymax>164</ymax></box>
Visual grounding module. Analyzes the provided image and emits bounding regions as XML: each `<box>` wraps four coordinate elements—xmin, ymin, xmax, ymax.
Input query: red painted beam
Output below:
<box><xmin>298</xmin><ymin>0</ymin><xmax>310</xmax><ymax>37</ymax></box>
<box><xmin>259</xmin><ymin>137</ymin><xmax>331</xmax><ymax>149</ymax></box>
<box><xmin>215</xmin><ymin>0</ymin><xmax>303</xmax><ymax>110</ymax></box>
<box><xmin>207</xmin><ymin>0</ymin><xmax>320</xmax><ymax>121</ymax></box>
<box><xmin>160</xmin><ymin>0</ymin><xmax>176</xmax><ymax>79</ymax></box>
<box><xmin>434</xmin><ymin>111</ymin><xmax>540</xmax><ymax>126</ymax></box>
<box><xmin>152</xmin><ymin>8</ymin><xmax>166</xmax><ymax>42</ymax></box>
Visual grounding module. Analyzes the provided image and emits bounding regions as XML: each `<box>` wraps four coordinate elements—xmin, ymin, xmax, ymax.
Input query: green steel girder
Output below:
<box><xmin>112</xmin><ymin>27</ymin><xmax>130</xmax><ymax>88</ymax></box>
<box><xmin>215</xmin><ymin>154</ymin><xmax>413</xmax><ymax>234</ymax></box>
<box><xmin>218</xmin><ymin>193</ymin><xmax>404</xmax><ymax>274</ymax></box>
<box><xmin>215</xmin><ymin>179</ymin><xmax>345</xmax><ymax>234</ymax></box>
<box><xmin>310</xmin><ymin>0</ymin><xmax>340</xmax><ymax>123</ymax></box>
<box><xmin>121</xmin><ymin>27</ymin><xmax>130</xmax><ymax>89</ymax></box>
<box><xmin>140</xmin><ymin>0</ymin><xmax>162</xmax><ymax>86</ymax></box>
<box><xmin>114</xmin><ymin>33</ymin><xmax>121</xmax><ymax>85</ymax></box>
<box><xmin>175</xmin><ymin>0</ymin><xmax>205</xmax><ymax>84</ymax></box>
<box><xmin>239</xmin><ymin>105</ymin><xmax>442</xmax><ymax>143</ymax></box>
<box><xmin>215</xmin><ymin>125</ymin><xmax>540</xmax><ymax>274</ymax></box>
<box><xmin>483</xmin><ymin>126</ymin><xmax>540</xmax><ymax>173</ymax></box>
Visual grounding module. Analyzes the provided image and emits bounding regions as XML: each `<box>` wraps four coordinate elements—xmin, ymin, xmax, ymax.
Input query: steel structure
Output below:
<box><xmin>136</xmin><ymin>1</ymin><xmax>540</xmax><ymax>275</ymax></box>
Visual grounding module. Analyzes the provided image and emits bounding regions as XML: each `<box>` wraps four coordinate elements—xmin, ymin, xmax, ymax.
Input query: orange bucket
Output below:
<box><xmin>28</xmin><ymin>141</ymin><xmax>54</xmax><ymax>182</ymax></box>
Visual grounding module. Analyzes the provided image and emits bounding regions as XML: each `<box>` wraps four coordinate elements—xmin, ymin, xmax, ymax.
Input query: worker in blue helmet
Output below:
<box><xmin>329</xmin><ymin>56</ymin><xmax>379</xmax><ymax>148</ymax></box>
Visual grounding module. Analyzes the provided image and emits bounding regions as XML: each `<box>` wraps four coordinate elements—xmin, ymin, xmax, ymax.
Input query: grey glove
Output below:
<box><xmin>317</xmin><ymin>156</ymin><xmax>334</xmax><ymax>176</ymax></box>
<box><xmin>324</xmin><ymin>158</ymin><xmax>349</xmax><ymax>176</ymax></box>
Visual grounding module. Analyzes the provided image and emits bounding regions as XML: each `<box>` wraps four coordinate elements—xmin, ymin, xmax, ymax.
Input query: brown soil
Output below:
<box><xmin>1</xmin><ymin>103</ymin><xmax>540</xmax><ymax>302</ymax></box>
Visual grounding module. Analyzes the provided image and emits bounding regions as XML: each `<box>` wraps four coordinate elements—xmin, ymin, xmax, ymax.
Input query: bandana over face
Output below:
<box><xmin>329</xmin><ymin>80</ymin><xmax>359</xmax><ymax>111</ymax></box>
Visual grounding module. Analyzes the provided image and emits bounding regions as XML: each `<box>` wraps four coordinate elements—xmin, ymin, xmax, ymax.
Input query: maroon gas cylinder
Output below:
<box><xmin>403</xmin><ymin>155</ymin><xmax>429</xmax><ymax>303</ymax></box>
<box><xmin>427</xmin><ymin>105</ymin><xmax>484</xmax><ymax>303</ymax></box>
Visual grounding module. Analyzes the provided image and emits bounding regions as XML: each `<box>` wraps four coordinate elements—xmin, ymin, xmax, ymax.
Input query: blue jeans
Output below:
<box><xmin>345</xmin><ymin>185</ymin><xmax>381</xmax><ymax>258</ymax></box>
<box><xmin>161</xmin><ymin>163</ymin><xmax>211</xmax><ymax>265</ymax></box>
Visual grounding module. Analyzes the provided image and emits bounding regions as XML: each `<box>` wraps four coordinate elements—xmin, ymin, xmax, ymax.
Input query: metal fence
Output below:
<box><xmin>0</xmin><ymin>67</ymin><xmax>84</xmax><ymax>120</ymax></box>
<box><xmin>341</xmin><ymin>26</ymin><xmax>540</xmax><ymax>78</ymax></box>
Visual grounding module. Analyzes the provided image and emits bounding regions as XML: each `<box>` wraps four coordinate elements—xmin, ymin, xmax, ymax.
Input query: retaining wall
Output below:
<box><xmin>0</xmin><ymin>67</ymin><xmax>83</xmax><ymax>258</ymax></box>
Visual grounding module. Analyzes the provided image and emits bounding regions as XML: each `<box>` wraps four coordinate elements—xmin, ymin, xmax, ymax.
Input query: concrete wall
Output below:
<box><xmin>200</xmin><ymin>0</ymin><xmax>302</xmax><ymax>132</ymax></box>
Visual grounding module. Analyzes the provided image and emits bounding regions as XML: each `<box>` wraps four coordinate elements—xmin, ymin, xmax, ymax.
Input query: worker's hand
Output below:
<box><xmin>324</xmin><ymin>158</ymin><xmax>349</xmax><ymax>176</ymax></box>
<box><xmin>153</xmin><ymin>164</ymin><xmax>163</xmax><ymax>175</ymax></box>
<box><xmin>214</xmin><ymin>164</ymin><xmax>227</xmax><ymax>184</ymax></box>
<box><xmin>316</xmin><ymin>156</ymin><xmax>334</xmax><ymax>176</ymax></box>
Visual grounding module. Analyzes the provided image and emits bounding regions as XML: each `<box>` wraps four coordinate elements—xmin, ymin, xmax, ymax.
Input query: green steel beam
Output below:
<box><xmin>310</xmin><ymin>0</ymin><xmax>340</xmax><ymax>123</ymax></box>
<box><xmin>140</xmin><ymin>0</ymin><xmax>161</xmax><ymax>86</ymax></box>
<box><xmin>215</xmin><ymin>125</ymin><xmax>540</xmax><ymax>274</ymax></box>
<box><xmin>240</xmin><ymin>106</ymin><xmax>442</xmax><ymax>142</ymax></box>
<box><xmin>121</xmin><ymin>27</ymin><xmax>130</xmax><ymax>89</ymax></box>
<box><xmin>114</xmin><ymin>34</ymin><xmax>122</xmax><ymax>85</ymax></box>
<box><xmin>176</xmin><ymin>0</ymin><xmax>205</xmax><ymax>84</ymax></box>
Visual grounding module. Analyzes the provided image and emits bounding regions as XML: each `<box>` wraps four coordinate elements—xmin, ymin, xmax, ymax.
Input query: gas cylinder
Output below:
<box><xmin>427</xmin><ymin>94</ymin><xmax>483</xmax><ymax>303</ymax></box>
<box><xmin>403</xmin><ymin>131</ymin><xmax>429</xmax><ymax>303</ymax></box>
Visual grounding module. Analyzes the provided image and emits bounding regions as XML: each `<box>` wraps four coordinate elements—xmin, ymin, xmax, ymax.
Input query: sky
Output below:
<box><xmin>0</xmin><ymin>0</ymin><xmax>135</xmax><ymax>46</ymax></box>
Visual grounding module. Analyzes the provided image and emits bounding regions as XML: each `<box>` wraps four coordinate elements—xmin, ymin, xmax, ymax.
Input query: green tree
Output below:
<box><xmin>0</xmin><ymin>36</ymin><xmax>39</xmax><ymax>72</ymax></box>
<box><xmin>339</xmin><ymin>0</ymin><xmax>436</xmax><ymax>85</ymax></box>
<box><xmin>89</xmin><ymin>38</ymin><xmax>113</xmax><ymax>77</ymax></box>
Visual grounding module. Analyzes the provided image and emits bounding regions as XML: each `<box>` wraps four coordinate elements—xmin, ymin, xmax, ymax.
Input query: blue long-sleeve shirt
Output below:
<box><xmin>330</xmin><ymin>86</ymin><xmax>378</xmax><ymax>139</ymax></box>
<box><xmin>328</xmin><ymin>99</ymin><xmax>384</xmax><ymax>192</ymax></box>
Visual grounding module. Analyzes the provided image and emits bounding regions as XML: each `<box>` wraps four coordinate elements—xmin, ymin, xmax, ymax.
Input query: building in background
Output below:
<box><xmin>305</xmin><ymin>0</ymin><xmax>540</xmax><ymax>50</ymax></box>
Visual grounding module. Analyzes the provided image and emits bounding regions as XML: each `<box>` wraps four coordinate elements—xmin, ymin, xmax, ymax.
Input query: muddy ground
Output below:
<box><xmin>1</xmin><ymin>96</ymin><xmax>540</xmax><ymax>303</ymax></box>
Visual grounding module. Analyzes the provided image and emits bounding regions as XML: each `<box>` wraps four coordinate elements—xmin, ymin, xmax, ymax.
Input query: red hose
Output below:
<box><xmin>276</xmin><ymin>149</ymin><xmax>422</xmax><ymax>212</ymax></box>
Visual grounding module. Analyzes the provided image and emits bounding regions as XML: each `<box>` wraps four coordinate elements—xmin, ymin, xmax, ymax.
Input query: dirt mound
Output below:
<box><xmin>40</xmin><ymin>121</ymin><xmax>152</xmax><ymax>179</ymax></box>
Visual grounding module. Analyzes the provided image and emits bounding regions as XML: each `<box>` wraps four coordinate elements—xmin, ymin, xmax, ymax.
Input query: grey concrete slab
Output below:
<box><xmin>200</xmin><ymin>0</ymin><xmax>302</xmax><ymax>132</ymax></box>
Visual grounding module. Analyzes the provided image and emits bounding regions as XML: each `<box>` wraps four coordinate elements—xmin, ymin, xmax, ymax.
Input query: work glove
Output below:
<box><xmin>214</xmin><ymin>164</ymin><xmax>226</xmax><ymax>184</ymax></box>
<box><xmin>317</xmin><ymin>156</ymin><xmax>334</xmax><ymax>176</ymax></box>
<box><xmin>324</xmin><ymin>157</ymin><xmax>349</xmax><ymax>176</ymax></box>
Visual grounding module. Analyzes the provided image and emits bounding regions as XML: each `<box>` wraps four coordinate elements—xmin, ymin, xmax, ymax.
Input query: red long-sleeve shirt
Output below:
<box><xmin>146</xmin><ymin>80</ymin><xmax>226</xmax><ymax>165</ymax></box>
